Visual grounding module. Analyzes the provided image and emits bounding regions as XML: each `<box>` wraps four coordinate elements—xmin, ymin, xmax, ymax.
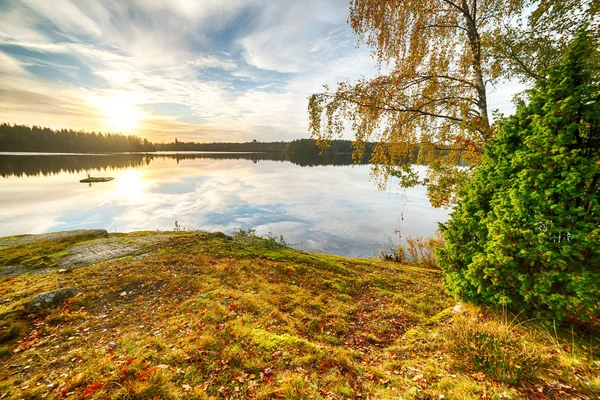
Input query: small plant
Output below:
<box><xmin>378</xmin><ymin>235</ymin><xmax>407</xmax><ymax>263</ymax></box>
<box><xmin>379</xmin><ymin>232</ymin><xmax>445</xmax><ymax>268</ymax></box>
<box><xmin>231</xmin><ymin>228</ymin><xmax>287</xmax><ymax>250</ymax></box>
<box><xmin>404</xmin><ymin>232</ymin><xmax>445</xmax><ymax>269</ymax></box>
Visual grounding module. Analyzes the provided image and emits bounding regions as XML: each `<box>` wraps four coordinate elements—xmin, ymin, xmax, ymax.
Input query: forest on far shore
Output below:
<box><xmin>0</xmin><ymin>123</ymin><xmax>381</xmax><ymax>157</ymax></box>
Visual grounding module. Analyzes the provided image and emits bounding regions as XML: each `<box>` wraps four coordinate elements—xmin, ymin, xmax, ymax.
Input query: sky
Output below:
<box><xmin>0</xmin><ymin>0</ymin><xmax>524</xmax><ymax>143</ymax></box>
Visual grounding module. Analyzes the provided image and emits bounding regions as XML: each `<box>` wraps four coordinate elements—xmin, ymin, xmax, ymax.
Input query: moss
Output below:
<box><xmin>423</xmin><ymin>307</ymin><xmax>454</xmax><ymax>326</ymax></box>
<box><xmin>251</xmin><ymin>329</ymin><xmax>320</xmax><ymax>353</ymax></box>
<box><xmin>0</xmin><ymin>241</ymin><xmax>68</xmax><ymax>269</ymax></box>
<box><xmin>318</xmin><ymin>333</ymin><xmax>343</xmax><ymax>345</ymax></box>
<box><xmin>0</xmin><ymin>323</ymin><xmax>20</xmax><ymax>343</ymax></box>
<box><xmin>0</xmin><ymin>232</ymin><xmax>102</xmax><ymax>270</ymax></box>
<box><xmin>0</xmin><ymin>230</ymin><xmax>596</xmax><ymax>399</ymax></box>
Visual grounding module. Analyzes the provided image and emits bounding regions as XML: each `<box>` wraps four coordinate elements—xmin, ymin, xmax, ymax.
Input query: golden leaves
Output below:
<box><xmin>308</xmin><ymin>0</ymin><xmax>531</xmax><ymax>206</ymax></box>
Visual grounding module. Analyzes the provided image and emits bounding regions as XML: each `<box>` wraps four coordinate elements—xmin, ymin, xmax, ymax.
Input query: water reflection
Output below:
<box><xmin>0</xmin><ymin>153</ymin><xmax>448</xmax><ymax>257</ymax></box>
<box><xmin>0</xmin><ymin>152</ymin><xmax>362</xmax><ymax>178</ymax></box>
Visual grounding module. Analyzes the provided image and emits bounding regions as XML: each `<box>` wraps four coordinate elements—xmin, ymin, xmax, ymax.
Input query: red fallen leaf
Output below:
<box><xmin>119</xmin><ymin>367</ymin><xmax>129</xmax><ymax>378</ymax></box>
<box><xmin>81</xmin><ymin>382</ymin><xmax>102</xmax><ymax>398</ymax></box>
<box><xmin>126</xmin><ymin>357</ymin><xmax>135</xmax><ymax>364</ymax></box>
<box><xmin>136</xmin><ymin>367</ymin><xmax>157</xmax><ymax>381</ymax></box>
<box><xmin>59</xmin><ymin>386</ymin><xmax>70</xmax><ymax>398</ymax></box>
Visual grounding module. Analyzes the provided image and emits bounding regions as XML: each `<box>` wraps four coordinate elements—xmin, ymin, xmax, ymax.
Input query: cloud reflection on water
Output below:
<box><xmin>0</xmin><ymin>155</ymin><xmax>449</xmax><ymax>257</ymax></box>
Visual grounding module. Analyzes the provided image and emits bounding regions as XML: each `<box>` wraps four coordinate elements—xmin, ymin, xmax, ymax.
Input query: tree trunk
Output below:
<box><xmin>461</xmin><ymin>0</ymin><xmax>490</xmax><ymax>136</ymax></box>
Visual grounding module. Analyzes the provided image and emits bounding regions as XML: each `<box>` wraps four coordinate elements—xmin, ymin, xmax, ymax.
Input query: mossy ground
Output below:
<box><xmin>0</xmin><ymin>231</ymin><xmax>598</xmax><ymax>399</ymax></box>
<box><xmin>0</xmin><ymin>236</ymin><xmax>88</xmax><ymax>270</ymax></box>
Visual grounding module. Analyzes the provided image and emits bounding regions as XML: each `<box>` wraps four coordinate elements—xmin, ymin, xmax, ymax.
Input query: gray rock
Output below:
<box><xmin>26</xmin><ymin>288</ymin><xmax>78</xmax><ymax>310</ymax></box>
<box><xmin>57</xmin><ymin>235</ymin><xmax>174</xmax><ymax>268</ymax></box>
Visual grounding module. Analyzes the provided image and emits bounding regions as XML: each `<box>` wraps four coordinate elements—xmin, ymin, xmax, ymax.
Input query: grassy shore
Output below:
<box><xmin>0</xmin><ymin>230</ymin><xmax>598</xmax><ymax>399</ymax></box>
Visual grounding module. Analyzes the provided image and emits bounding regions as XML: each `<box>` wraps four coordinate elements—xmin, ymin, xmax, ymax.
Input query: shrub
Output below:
<box><xmin>231</xmin><ymin>228</ymin><xmax>287</xmax><ymax>250</ymax></box>
<box><xmin>438</xmin><ymin>31</ymin><xmax>600</xmax><ymax>321</ymax></box>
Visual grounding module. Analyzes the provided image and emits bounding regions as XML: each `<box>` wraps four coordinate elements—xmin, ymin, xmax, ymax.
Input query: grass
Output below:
<box><xmin>0</xmin><ymin>232</ymin><xmax>105</xmax><ymax>271</ymax></box>
<box><xmin>0</xmin><ymin>230</ymin><xmax>598</xmax><ymax>399</ymax></box>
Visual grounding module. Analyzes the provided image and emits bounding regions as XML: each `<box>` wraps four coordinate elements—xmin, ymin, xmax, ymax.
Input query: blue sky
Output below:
<box><xmin>0</xmin><ymin>0</ymin><xmax>523</xmax><ymax>142</ymax></box>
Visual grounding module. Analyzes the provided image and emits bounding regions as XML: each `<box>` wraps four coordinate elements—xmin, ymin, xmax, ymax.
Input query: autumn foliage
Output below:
<box><xmin>309</xmin><ymin>0</ymin><xmax>597</xmax><ymax>207</ymax></box>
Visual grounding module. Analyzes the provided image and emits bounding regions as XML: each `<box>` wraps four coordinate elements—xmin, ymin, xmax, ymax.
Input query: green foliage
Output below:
<box><xmin>231</xmin><ymin>228</ymin><xmax>287</xmax><ymax>250</ymax></box>
<box><xmin>438</xmin><ymin>31</ymin><xmax>600</xmax><ymax>321</ymax></box>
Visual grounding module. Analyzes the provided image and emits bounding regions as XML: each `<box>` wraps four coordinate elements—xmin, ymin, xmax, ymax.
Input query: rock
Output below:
<box><xmin>57</xmin><ymin>235</ymin><xmax>175</xmax><ymax>268</ymax></box>
<box><xmin>26</xmin><ymin>288</ymin><xmax>77</xmax><ymax>310</ymax></box>
<box><xmin>452</xmin><ymin>303</ymin><xmax>464</xmax><ymax>313</ymax></box>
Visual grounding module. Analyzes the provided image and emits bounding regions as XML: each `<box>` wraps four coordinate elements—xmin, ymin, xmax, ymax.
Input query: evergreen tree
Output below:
<box><xmin>438</xmin><ymin>31</ymin><xmax>600</xmax><ymax>321</ymax></box>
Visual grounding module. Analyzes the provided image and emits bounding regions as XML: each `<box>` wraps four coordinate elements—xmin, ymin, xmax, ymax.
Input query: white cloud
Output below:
<box><xmin>21</xmin><ymin>0</ymin><xmax>103</xmax><ymax>38</ymax></box>
<box><xmin>0</xmin><ymin>51</ymin><xmax>28</xmax><ymax>75</ymax></box>
<box><xmin>239</xmin><ymin>0</ymin><xmax>356</xmax><ymax>74</ymax></box>
<box><xmin>0</xmin><ymin>0</ymin><xmax>525</xmax><ymax>142</ymax></box>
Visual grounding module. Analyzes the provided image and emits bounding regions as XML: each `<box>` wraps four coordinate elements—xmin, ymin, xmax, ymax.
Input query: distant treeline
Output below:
<box><xmin>0</xmin><ymin>124</ymin><xmax>379</xmax><ymax>160</ymax></box>
<box><xmin>287</xmin><ymin>138</ymin><xmax>376</xmax><ymax>156</ymax></box>
<box><xmin>0</xmin><ymin>123</ymin><xmax>155</xmax><ymax>153</ymax></box>
<box><xmin>0</xmin><ymin>152</ymin><xmax>367</xmax><ymax>178</ymax></box>
<box><xmin>156</xmin><ymin>139</ymin><xmax>287</xmax><ymax>153</ymax></box>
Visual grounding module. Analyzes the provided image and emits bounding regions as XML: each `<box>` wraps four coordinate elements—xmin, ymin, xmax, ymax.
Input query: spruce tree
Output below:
<box><xmin>438</xmin><ymin>31</ymin><xmax>600</xmax><ymax>321</ymax></box>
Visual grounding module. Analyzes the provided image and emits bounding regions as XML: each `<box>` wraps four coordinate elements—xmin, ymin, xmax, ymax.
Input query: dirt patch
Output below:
<box><xmin>341</xmin><ymin>288</ymin><xmax>409</xmax><ymax>354</ymax></box>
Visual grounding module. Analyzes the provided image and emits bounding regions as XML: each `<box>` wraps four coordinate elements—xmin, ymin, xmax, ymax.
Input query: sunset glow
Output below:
<box><xmin>93</xmin><ymin>93</ymin><xmax>145</xmax><ymax>132</ymax></box>
<box><xmin>0</xmin><ymin>0</ymin><xmax>521</xmax><ymax>142</ymax></box>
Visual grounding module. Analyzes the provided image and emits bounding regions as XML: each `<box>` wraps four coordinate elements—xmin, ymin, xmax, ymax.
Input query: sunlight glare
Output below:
<box><xmin>95</xmin><ymin>93</ymin><xmax>145</xmax><ymax>132</ymax></box>
<box><xmin>114</xmin><ymin>169</ymin><xmax>147</xmax><ymax>202</ymax></box>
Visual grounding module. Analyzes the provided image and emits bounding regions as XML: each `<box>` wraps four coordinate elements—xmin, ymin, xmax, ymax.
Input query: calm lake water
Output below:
<box><xmin>0</xmin><ymin>152</ymin><xmax>449</xmax><ymax>257</ymax></box>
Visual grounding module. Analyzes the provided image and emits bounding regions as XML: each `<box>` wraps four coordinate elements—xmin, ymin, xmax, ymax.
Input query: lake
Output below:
<box><xmin>0</xmin><ymin>152</ymin><xmax>449</xmax><ymax>257</ymax></box>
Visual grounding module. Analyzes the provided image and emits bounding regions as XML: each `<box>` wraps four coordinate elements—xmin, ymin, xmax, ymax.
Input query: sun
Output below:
<box><xmin>95</xmin><ymin>92</ymin><xmax>145</xmax><ymax>132</ymax></box>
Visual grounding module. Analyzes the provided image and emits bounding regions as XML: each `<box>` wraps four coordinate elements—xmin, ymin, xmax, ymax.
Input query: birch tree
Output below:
<box><xmin>308</xmin><ymin>0</ymin><xmax>597</xmax><ymax>207</ymax></box>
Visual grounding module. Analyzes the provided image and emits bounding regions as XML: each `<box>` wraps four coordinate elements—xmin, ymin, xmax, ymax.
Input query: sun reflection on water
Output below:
<box><xmin>114</xmin><ymin>169</ymin><xmax>146</xmax><ymax>202</ymax></box>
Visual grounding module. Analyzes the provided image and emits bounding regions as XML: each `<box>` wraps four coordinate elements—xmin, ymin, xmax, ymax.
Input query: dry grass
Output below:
<box><xmin>380</xmin><ymin>232</ymin><xmax>445</xmax><ymax>269</ymax></box>
<box><xmin>0</xmin><ymin>231</ymin><xmax>598</xmax><ymax>399</ymax></box>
